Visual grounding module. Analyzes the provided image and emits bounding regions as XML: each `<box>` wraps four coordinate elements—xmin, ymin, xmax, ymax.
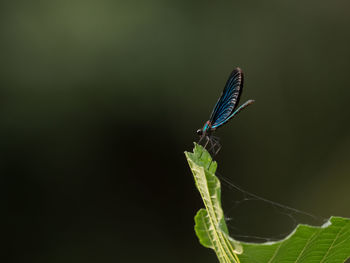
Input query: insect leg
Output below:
<box><xmin>209</xmin><ymin>136</ymin><xmax>220</xmax><ymax>153</ymax></box>
<box><xmin>207</xmin><ymin>137</ymin><xmax>216</xmax><ymax>170</ymax></box>
<box><xmin>198</xmin><ymin>135</ymin><xmax>204</xmax><ymax>144</ymax></box>
<box><xmin>214</xmin><ymin>143</ymin><xmax>222</xmax><ymax>156</ymax></box>
<box><xmin>204</xmin><ymin>136</ymin><xmax>210</xmax><ymax>149</ymax></box>
<box><xmin>198</xmin><ymin>136</ymin><xmax>209</xmax><ymax>159</ymax></box>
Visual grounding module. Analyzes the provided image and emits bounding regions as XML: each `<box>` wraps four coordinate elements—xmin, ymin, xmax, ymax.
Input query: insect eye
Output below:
<box><xmin>196</xmin><ymin>129</ymin><xmax>202</xmax><ymax>135</ymax></box>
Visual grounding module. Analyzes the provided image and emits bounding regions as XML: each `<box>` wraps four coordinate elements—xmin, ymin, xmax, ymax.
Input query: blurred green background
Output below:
<box><xmin>3</xmin><ymin>0</ymin><xmax>350</xmax><ymax>262</ymax></box>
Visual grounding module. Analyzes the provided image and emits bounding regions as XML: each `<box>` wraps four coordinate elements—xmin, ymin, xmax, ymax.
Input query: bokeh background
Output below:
<box><xmin>4</xmin><ymin>1</ymin><xmax>350</xmax><ymax>262</ymax></box>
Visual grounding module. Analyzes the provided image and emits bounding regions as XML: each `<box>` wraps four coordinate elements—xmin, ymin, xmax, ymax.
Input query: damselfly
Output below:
<box><xmin>197</xmin><ymin>67</ymin><xmax>254</xmax><ymax>155</ymax></box>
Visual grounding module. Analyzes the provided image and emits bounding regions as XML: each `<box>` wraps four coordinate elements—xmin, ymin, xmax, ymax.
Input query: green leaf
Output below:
<box><xmin>240</xmin><ymin>217</ymin><xmax>350</xmax><ymax>263</ymax></box>
<box><xmin>185</xmin><ymin>143</ymin><xmax>242</xmax><ymax>263</ymax></box>
<box><xmin>185</xmin><ymin>143</ymin><xmax>350</xmax><ymax>263</ymax></box>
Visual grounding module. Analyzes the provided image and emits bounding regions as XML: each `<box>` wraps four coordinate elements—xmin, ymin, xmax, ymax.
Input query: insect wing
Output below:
<box><xmin>209</xmin><ymin>68</ymin><xmax>244</xmax><ymax>128</ymax></box>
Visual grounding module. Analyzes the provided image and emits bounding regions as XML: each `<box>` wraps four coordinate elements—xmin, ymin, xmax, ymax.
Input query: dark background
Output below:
<box><xmin>4</xmin><ymin>1</ymin><xmax>350</xmax><ymax>262</ymax></box>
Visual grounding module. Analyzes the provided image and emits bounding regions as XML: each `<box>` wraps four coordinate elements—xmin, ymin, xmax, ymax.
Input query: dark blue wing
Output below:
<box><xmin>209</xmin><ymin>68</ymin><xmax>243</xmax><ymax>128</ymax></box>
